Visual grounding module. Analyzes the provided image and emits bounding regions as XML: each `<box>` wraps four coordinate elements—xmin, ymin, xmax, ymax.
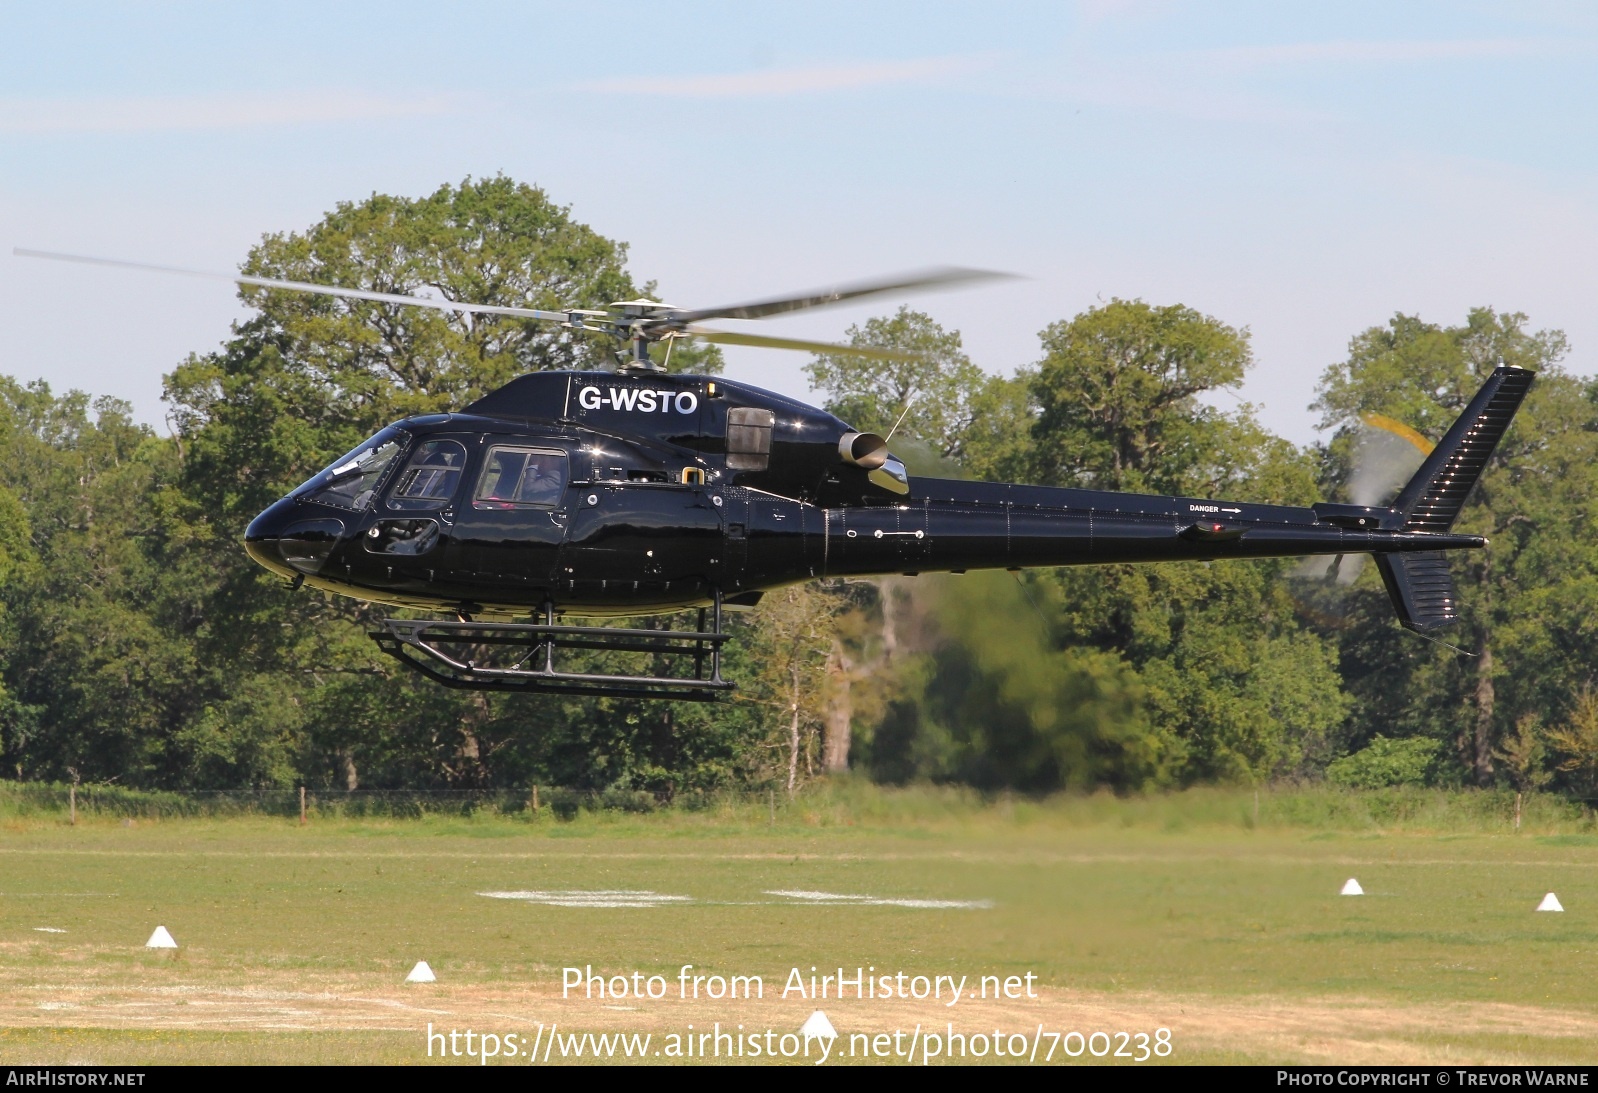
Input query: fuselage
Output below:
<box><xmin>243</xmin><ymin>371</ymin><xmax>1482</xmax><ymax>618</ymax></box>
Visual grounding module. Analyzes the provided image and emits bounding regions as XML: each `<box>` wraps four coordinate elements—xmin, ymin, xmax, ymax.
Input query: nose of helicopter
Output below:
<box><xmin>244</xmin><ymin>497</ymin><xmax>347</xmax><ymax>579</ymax></box>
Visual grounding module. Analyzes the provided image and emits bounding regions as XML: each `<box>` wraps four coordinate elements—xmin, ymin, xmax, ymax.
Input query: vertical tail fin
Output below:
<box><xmin>1378</xmin><ymin>366</ymin><xmax>1535</xmax><ymax>632</ymax></box>
<box><xmin>1391</xmin><ymin>366</ymin><xmax>1536</xmax><ymax>533</ymax></box>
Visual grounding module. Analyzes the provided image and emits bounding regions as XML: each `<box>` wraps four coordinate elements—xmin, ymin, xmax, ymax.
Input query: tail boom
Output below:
<box><xmin>813</xmin><ymin>489</ymin><xmax>1487</xmax><ymax>579</ymax></box>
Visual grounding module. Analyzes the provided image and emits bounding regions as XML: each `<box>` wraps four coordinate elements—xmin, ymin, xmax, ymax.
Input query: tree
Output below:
<box><xmin>156</xmin><ymin>177</ymin><xmax>731</xmax><ymax>792</ymax></box>
<box><xmin>1023</xmin><ymin>299</ymin><xmax>1342</xmax><ymax>783</ymax></box>
<box><xmin>740</xmin><ymin>585</ymin><xmax>838</xmax><ymax>794</ymax></box>
<box><xmin>960</xmin><ymin>372</ymin><xmax>1037</xmax><ymax>483</ymax></box>
<box><xmin>19</xmin><ymin>178</ymin><xmax>1598</xmax><ymax>806</ymax></box>
<box><xmin>864</xmin><ymin>570</ymin><xmax>1163</xmax><ymax>790</ymax></box>
<box><xmin>1031</xmin><ymin>299</ymin><xmax>1265</xmax><ymax>495</ymax></box>
<box><xmin>1310</xmin><ymin>308</ymin><xmax>1578</xmax><ymax>785</ymax></box>
<box><xmin>168</xmin><ymin>176</ymin><xmax>722</xmax><ymax>530</ymax></box>
<box><xmin>851</xmin><ymin>299</ymin><xmax>1344</xmax><ymax>788</ymax></box>
<box><xmin>820</xmin><ymin>579</ymin><xmax>902</xmax><ymax>774</ymax></box>
<box><xmin>1495</xmin><ymin>714</ymin><xmax>1551</xmax><ymax>829</ymax></box>
<box><xmin>1547</xmin><ymin>688</ymin><xmax>1598</xmax><ymax>799</ymax></box>
<box><xmin>803</xmin><ymin>309</ymin><xmax>1007</xmax><ymax>770</ymax></box>
<box><xmin>804</xmin><ymin>308</ymin><xmax>990</xmax><ymax>460</ymax></box>
<box><xmin>0</xmin><ymin>382</ymin><xmax>231</xmax><ymax>786</ymax></box>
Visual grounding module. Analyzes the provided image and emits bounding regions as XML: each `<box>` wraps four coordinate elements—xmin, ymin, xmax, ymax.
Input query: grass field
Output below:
<box><xmin>1</xmin><ymin>785</ymin><xmax>1595</xmax><ymax>1066</ymax></box>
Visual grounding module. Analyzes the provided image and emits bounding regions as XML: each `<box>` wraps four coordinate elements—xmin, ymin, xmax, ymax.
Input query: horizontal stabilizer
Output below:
<box><xmin>1375</xmin><ymin>551</ymin><xmax>1458</xmax><ymax>632</ymax></box>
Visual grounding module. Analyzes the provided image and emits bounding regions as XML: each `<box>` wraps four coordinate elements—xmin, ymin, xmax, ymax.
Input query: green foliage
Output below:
<box><xmin>734</xmin><ymin>584</ymin><xmax>841</xmax><ymax>793</ymax></box>
<box><xmin>166</xmin><ymin>176</ymin><xmax>661</xmax><ymax>528</ymax></box>
<box><xmin>804</xmin><ymin>308</ymin><xmax>991</xmax><ymax>459</ymax></box>
<box><xmin>1016</xmin><ymin>300</ymin><xmax>1340</xmax><ymax>784</ymax></box>
<box><xmin>850</xmin><ymin>297</ymin><xmax>1345</xmax><ymax>789</ymax></box>
<box><xmin>0</xmin><ymin>181</ymin><xmax>741</xmax><ymax>796</ymax></box>
<box><xmin>1313</xmin><ymin>308</ymin><xmax>1567</xmax><ymax>437</ymax></box>
<box><xmin>959</xmin><ymin>371</ymin><xmax>1036</xmax><ymax>482</ymax></box>
<box><xmin>1038</xmin><ymin>558</ymin><xmax>1349</xmax><ymax>784</ymax></box>
<box><xmin>1307</xmin><ymin>307</ymin><xmax>1582</xmax><ymax>786</ymax></box>
<box><xmin>1031</xmin><ymin>299</ymin><xmax>1266</xmax><ymax>495</ymax></box>
<box><xmin>0</xmin><ymin>381</ymin><xmax>213</xmax><ymax>785</ymax></box>
<box><xmin>1494</xmin><ymin>715</ymin><xmax>1552</xmax><ymax>795</ymax></box>
<box><xmin>1326</xmin><ymin>735</ymin><xmax>1440</xmax><ymax>789</ymax></box>
<box><xmin>0</xmin><ymin>778</ymin><xmax>1588</xmax><ymax>836</ymax></box>
<box><xmin>867</xmin><ymin>572</ymin><xmax>1162</xmax><ymax>790</ymax></box>
<box><xmin>1</xmin><ymin>178</ymin><xmax>1595</xmax><ymax>808</ymax></box>
<box><xmin>148</xmin><ymin>178</ymin><xmax>751</xmax><ymax>796</ymax></box>
<box><xmin>1546</xmin><ymin>688</ymin><xmax>1598</xmax><ymax>797</ymax></box>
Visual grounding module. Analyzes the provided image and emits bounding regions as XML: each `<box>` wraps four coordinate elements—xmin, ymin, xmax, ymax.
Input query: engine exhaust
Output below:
<box><xmin>838</xmin><ymin>431</ymin><xmax>888</xmax><ymax>470</ymax></box>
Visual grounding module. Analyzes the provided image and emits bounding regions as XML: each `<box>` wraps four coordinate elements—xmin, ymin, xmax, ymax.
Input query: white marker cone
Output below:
<box><xmin>1340</xmin><ymin>878</ymin><xmax>1364</xmax><ymax>896</ymax></box>
<box><xmin>145</xmin><ymin>926</ymin><xmax>177</xmax><ymax>949</ymax></box>
<box><xmin>1537</xmin><ymin>892</ymin><xmax>1564</xmax><ymax>912</ymax></box>
<box><xmin>406</xmin><ymin>960</ymin><xmax>437</xmax><ymax>983</ymax></box>
<box><xmin>800</xmin><ymin>1010</ymin><xmax>836</xmax><ymax>1041</ymax></box>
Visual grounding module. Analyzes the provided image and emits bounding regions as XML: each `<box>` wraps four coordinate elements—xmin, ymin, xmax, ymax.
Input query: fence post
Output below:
<box><xmin>531</xmin><ymin>784</ymin><xmax>540</xmax><ymax>814</ymax></box>
<box><xmin>69</xmin><ymin>783</ymin><xmax>76</xmax><ymax>826</ymax></box>
<box><xmin>299</xmin><ymin>786</ymin><xmax>306</xmax><ymax>826</ymax></box>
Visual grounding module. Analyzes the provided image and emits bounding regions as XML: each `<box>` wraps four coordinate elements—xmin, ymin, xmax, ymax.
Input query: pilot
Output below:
<box><xmin>398</xmin><ymin>443</ymin><xmax>462</xmax><ymax>502</ymax></box>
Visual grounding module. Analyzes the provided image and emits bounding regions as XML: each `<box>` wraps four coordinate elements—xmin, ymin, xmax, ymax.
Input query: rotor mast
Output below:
<box><xmin>607</xmin><ymin>299</ymin><xmax>669</xmax><ymax>373</ymax></box>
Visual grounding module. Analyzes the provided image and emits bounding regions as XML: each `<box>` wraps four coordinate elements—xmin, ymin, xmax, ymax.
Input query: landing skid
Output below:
<box><xmin>370</xmin><ymin>597</ymin><xmax>733</xmax><ymax>700</ymax></box>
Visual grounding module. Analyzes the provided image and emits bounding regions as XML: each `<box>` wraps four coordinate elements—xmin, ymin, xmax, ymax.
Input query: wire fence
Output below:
<box><xmin>3</xmin><ymin>780</ymin><xmax>1590</xmax><ymax>832</ymax></box>
<box><xmin>0</xmin><ymin>782</ymin><xmax>674</xmax><ymax>821</ymax></box>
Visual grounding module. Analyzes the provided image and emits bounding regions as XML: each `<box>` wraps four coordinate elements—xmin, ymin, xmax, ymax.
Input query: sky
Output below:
<box><xmin>2</xmin><ymin>1</ymin><xmax>1597</xmax><ymax>444</ymax></box>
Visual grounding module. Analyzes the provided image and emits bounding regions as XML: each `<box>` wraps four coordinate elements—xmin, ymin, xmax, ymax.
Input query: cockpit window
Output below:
<box><xmin>301</xmin><ymin>430</ymin><xmax>405</xmax><ymax>512</ymax></box>
<box><xmin>474</xmin><ymin>447</ymin><xmax>568</xmax><ymax>508</ymax></box>
<box><xmin>726</xmin><ymin>407</ymin><xmax>775</xmax><ymax>471</ymax></box>
<box><xmin>387</xmin><ymin>440</ymin><xmax>468</xmax><ymax>511</ymax></box>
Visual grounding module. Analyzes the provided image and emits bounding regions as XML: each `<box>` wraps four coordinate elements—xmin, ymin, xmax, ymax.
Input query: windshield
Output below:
<box><xmin>297</xmin><ymin>428</ymin><xmax>407</xmax><ymax>511</ymax></box>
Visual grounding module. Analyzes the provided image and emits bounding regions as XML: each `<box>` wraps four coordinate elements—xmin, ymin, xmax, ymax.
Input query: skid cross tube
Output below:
<box><xmin>369</xmin><ymin>593</ymin><xmax>732</xmax><ymax>699</ymax></box>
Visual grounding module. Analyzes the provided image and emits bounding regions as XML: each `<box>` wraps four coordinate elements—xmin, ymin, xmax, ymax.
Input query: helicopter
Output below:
<box><xmin>16</xmin><ymin>248</ymin><xmax>1533</xmax><ymax>701</ymax></box>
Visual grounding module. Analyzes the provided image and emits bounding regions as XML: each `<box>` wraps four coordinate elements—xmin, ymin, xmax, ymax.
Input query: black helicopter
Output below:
<box><xmin>17</xmin><ymin>249</ymin><xmax>1533</xmax><ymax>701</ymax></box>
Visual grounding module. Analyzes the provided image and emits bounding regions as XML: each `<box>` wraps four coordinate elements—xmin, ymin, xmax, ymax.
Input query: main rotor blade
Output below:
<box><xmin>687</xmin><ymin>325</ymin><xmax>918</xmax><ymax>360</ymax></box>
<box><xmin>670</xmin><ymin>266</ymin><xmax>1016</xmax><ymax>324</ymax></box>
<box><xmin>14</xmin><ymin>248</ymin><xmax>571</xmax><ymax>323</ymax></box>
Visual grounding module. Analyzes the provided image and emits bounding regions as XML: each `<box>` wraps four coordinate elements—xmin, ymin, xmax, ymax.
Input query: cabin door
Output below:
<box><xmin>444</xmin><ymin>438</ymin><xmax>572</xmax><ymax>599</ymax></box>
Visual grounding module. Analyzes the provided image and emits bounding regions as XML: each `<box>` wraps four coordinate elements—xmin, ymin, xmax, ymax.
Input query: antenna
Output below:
<box><xmin>884</xmin><ymin>394</ymin><xmax>917</xmax><ymax>442</ymax></box>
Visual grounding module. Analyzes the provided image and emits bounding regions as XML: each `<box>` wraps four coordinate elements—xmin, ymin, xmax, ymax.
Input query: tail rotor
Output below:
<box><xmin>1294</xmin><ymin>412</ymin><xmax>1434</xmax><ymax>592</ymax></box>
